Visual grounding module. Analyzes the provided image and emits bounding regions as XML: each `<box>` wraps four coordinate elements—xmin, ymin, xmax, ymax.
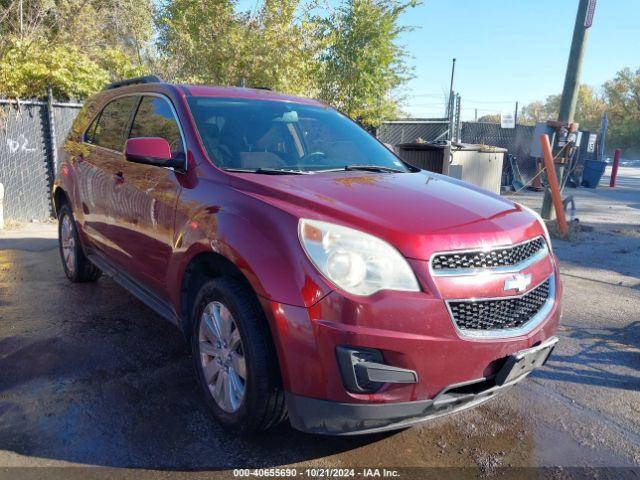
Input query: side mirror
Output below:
<box><xmin>125</xmin><ymin>137</ymin><xmax>184</xmax><ymax>170</ymax></box>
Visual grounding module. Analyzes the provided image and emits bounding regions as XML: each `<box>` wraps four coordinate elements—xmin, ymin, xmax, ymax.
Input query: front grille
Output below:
<box><xmin>432</xmin><ymin>237</ymin><xmax>546</xmax><ymax>272</ymax></box>
<box><xmin>448</xmin><ymin>279</ymin><xmax>551</xmax><ymax>331</ymax></box>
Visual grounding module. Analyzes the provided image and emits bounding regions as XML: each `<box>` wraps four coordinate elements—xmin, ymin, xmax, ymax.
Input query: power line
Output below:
<box><xmin>409</xmin><ymin>93</ymin><xmax>447</xmax><ymax>98</ymax></box>
<box><xmin>409</xmin><ymin>103</ymin><xmax>447</xmax><ymax>107</ymax></box>
<box><xmin>463</xmin><ymin>99</ymin><xmax>518</xmax><ymax>105</ymax></box>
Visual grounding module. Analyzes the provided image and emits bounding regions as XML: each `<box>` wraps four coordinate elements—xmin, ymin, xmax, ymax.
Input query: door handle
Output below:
<box><xmin>114</xmin><ymin>171</ymin><xmax>124</xmax><ymax>184</ymax></box>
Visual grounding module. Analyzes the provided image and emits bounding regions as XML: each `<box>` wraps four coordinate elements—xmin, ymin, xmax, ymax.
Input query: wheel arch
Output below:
<box><xmin>52</xmin><ymin>187</ymin><xmax>69</xmax><ymax>218</ymax></box>
<box><xmin>180</xmin><ymin>251</ymin><xmax>261</xmax><ymax>337</ymax></box>
<box><xmin>179</xmin><ymin>250</ymin><xmax>286</xmax><ymax>390</ymax></box>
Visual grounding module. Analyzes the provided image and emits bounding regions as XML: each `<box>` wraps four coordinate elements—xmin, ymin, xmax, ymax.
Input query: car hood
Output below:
<box><xmin>232</xmin><ymin>170</ymin><xmax>543</xmax><ymax>260</ymax></box>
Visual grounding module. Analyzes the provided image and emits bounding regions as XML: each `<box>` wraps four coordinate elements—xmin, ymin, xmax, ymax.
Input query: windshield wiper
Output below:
<box><xmin>313</xmin><ymin>165</ymin><xmax>405</xmax><ymax>173</ymax></box>
<box><xmin>223</xmin><ymin>167</ymin><xmax>310</xmax><ymax>175</ymax></box>
<box><xmin>343</xmin><ymin>165</ymin><xmax>406</xmax><ymax>173</ymax></box>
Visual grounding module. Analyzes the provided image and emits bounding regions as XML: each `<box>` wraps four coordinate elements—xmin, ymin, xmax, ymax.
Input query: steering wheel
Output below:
<box><xmin>300</xmin><ymin>151</ymin><xmax>328</xmax><ymax>165</ymax></box>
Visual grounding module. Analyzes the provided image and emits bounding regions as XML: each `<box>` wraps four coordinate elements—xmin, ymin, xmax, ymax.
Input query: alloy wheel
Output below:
<box><xmin>60</xmin><ymin>214</ymin><xmax>76</xmax><ymax>275</ymax></box>
<box><xmin>198</xmin><ymin>301</ymin><xmax>247</xmax><ymax>413</ymax></box>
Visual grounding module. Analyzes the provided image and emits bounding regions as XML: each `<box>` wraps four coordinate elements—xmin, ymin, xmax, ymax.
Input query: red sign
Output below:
<box><xmin>584</xmin><ymin>0</ymin><xmax>597</xmax><ymax>28</ymax></box>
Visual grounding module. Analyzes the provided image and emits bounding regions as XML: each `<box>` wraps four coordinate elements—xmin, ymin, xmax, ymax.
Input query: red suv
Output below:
<box><xmin>53</xmin><ymin>76</ymin><xmax>561</xmax><ymax>435</ymax></box>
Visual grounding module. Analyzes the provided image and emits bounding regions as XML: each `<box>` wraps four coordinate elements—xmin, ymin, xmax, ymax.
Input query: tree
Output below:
<box><xmin>2</xmin><ymin>0</ymin><xmax>419</xmax><ymax>120</ymax></box>
<box><xmin>0</xmin><ymin>0</ymin><xmax>153</xmax><ymax>99</ymax></box>
<box><xmin>156</xmin><ymin>0</ymin><xmax>319</xmax><ymax>95</ymax></box>
<box><xmin>477</xmin><ymin>113</ymin><xmax>500</xmax><ymax>123</ymax></box>
<box><xmin>603</xmin><ymin>67</ymin><xmax>640</xmax><ymax>153</ymax></box>
<box><xmin>519</xmin><ymin>86</ymin><xmax>605</xmax><ymax>130</ymax></box>
<box><xmin>0</xmin><ymin>38</ymin><xmax>108</xmax><ymax>99</ymax></box>
<box><xmin>519</xmin><ymin>98</ymin><xmax>557</xmax><ymax>125</ymax></box>
<box><xmin>240</xmin><ymin>0</ymin><xmax>320</xmax><ymax>95</ymax></box>
<box><xmin>156</xmin><ymin>0</ymin><xmax>242</xmax><ymax>85</ymax></box>
<box><xmin>316</xmin><ymin>0</ymin><xmax>419</xmax><ymax>126</ymax></box>
<box><xmin>519</xmin><ymin>69</ymin><xmax>640</xmax><ymax>154</ymax></box>
<box><xmin>157</xmin><ymin>0</ymin><xmax>419</xmax><ymax>126</ymax></box>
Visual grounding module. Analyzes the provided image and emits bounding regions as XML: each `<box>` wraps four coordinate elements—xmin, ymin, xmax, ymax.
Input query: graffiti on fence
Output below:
<box><xmin>5</xmin><ymin>134</ymin><xmax>36</xmax><ymax>155</ymax></box>
<box><xmin>0</xmin><ymin>99</ymin><xmax>82</xmax><ymax>221</ymax></box>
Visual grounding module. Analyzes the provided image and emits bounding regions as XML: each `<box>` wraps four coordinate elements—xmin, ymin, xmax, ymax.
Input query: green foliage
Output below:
<box><xmin>156</xmin><ymin>0</ymin><xmax>241</xmax><ymax>85</ymax></box>
<box><xmin>477</xmin><ymin>114</ymin><xmax>500</xmax><ymax>123</ymax></box>
<box><xmin>0</xmin><ymin>0</ymin><xmax>153</xmax><ymax>99</ymax></box>
<box><xmin>316</xmin><ymin>0</ymin><xmax>418</xmax><ymax>126</ymax></box>
<box><xmin>0</xmin><ymin>38</ymin><xmax>108</xmax><ymax>98</ymax></box>
<box><xmin>157</xmin><ymin>0</ymin><xmax>418</xmax><ymax>126</ymax></box>
<box><xmin>603</xmin><ymin>67</ymin><xmax>640</xmax><ymax>153</ymax></box>
<box><xmin>519</xmin><ymin>70</ymin><xmax>640</xmax><ymax>154</ymax></box>
<box><xmin>243</xmin><ymin>0</ymin><xmax>320</xmax><ymax>96</ymax></box>
<box><xmin>100</xmin><ymin>49</ymin><xmax>148</xmax><ymax>82</ymax></box>
<box><xmin>157</xmin><ymin>0</ymin><xmax>319</xmax><ymax>95</ymax></box>
<box><xmin>519</xmin><ymin>86</ymin><xmax>606</xmax><ymax>131</ymax></box>
<box><xmin>2</xmin><ymin>0</ymin><xmax>418</xmax><ymax>124</ymax></box>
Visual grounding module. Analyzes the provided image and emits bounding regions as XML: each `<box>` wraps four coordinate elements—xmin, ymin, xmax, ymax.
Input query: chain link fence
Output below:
<box><xmin>377</xmin><ymin>120</ymin><xmax>450</xmax><ymax>146</ymax></box>
<box><xmin>378</xmin><ymin>120</ymin><xmax>538</xmax><ymax>182</ymax></box>
<box><xmin>461</xmin><ymin>122</ymin><xmax>536</xmax><ymax>179</ymax></box>
<box><xmin>0</xmin><ymin>97</ymin><xmax>82</xmax><ymax>222</ymax></box>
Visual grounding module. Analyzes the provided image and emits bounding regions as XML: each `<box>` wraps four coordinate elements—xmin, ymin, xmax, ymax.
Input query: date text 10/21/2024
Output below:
<box><xmin>233</xmin><ymin>468</ymin><xmax>401</xmax><ymax>478</ymax></box>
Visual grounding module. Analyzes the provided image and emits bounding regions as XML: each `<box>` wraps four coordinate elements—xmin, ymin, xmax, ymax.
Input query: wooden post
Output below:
<box><xmin>540</xmin><ymin>135</ymin><xmax>569</xmax><ymax>238</ymax></box>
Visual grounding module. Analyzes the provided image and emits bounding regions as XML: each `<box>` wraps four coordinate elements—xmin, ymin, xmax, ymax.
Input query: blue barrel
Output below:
<box><xmin>581</xmin><ymin>160</ymin><xmax>607</xmax><ymax>188</ymax></box>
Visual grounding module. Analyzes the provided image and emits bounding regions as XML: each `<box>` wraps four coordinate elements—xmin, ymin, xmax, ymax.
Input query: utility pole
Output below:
<box><xmin>514</xmin><ymin>101</ymin><xmax>519</xmax><ymax>125</ymax></box>
<box><xmin>558</xmin><ymin>0</ymin><xmax>594</xmax><ymax>123</ymax></box>
<box><xmin>541</xmin><ymin>0</ymin><xmax>595</xmax><ymax>219</ymax></box>
<box><xmin>447</xmin><ymin>58</ymin><xmax>456</xmax><ymax>117</ymax></box>
<box><xmin>455</xmin><ymin>94</ymin><xmax>462</xmax><ymax>141</ymax></box>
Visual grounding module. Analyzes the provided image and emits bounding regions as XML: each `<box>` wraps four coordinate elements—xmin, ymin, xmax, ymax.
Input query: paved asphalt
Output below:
<box><xmin>0</xmin><ymin>172</ymin><xmax>639</xmax><ymax>476</ymax></box>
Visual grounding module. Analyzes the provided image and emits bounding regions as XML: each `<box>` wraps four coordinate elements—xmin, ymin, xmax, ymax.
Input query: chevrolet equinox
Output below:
<box><xmin>53</xmin><ymin>76</ymin><xmax>561</xmax><ymax>435</ymax></box>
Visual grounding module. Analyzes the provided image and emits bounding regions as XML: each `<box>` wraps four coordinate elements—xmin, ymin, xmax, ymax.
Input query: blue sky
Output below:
<box><xmin>236</xmin><ymin>0</ymin><xmax>639</xmax><ymax>120</ymax></box>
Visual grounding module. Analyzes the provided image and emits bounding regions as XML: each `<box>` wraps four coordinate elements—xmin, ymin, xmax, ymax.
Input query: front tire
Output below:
<box><xmin>191</xmin><ymin>278</ymin><xmax>286</xmax><ymax>433</ymax></box>
<box><xmin>58</xmin><ymin>204</ymin><xmax>102</xmax><ymax>283</ymax></box>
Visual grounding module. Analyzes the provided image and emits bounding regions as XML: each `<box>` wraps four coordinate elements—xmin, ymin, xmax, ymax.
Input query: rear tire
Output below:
<box><xmin>191</xmin><ymin>278</ymin><xmax>286</xmax><ymax>433</ymax></box>
<box><xmin>58</xmin><ymin>204</ymin><xmax>102</xmax><ymax>283</ymax></box>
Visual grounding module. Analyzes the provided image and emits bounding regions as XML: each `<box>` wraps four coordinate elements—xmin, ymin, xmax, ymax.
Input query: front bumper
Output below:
<box><xmin>287</xmin><ymin>369</ymin><xmax>525</xmax><ymax>435</ymax></box>
<box><xmin>287</xmin><ymin>336</ymin><xmax>558</xmax><ymax>435</ymax></box>
<box><xmin>259</xmin><ymin>256</ymin><xmax>562</xmax><ymax>432</ymax></box>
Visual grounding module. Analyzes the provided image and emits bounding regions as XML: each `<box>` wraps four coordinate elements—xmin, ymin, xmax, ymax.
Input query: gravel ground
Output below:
<box><xmin>0</xmin><ymin>168</ymin><xmax>639</xmax><ymax>477</ymax></box>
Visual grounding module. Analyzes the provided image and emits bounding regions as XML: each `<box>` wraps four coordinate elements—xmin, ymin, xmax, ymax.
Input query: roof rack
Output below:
<box><xmin>104</xmin><ymin>75</ymin><xmax>163</xmax><ymax>90</ymax></box>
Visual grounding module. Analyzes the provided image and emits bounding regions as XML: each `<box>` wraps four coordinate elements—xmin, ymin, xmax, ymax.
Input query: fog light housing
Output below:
<box><xmin>336</xmin><ymin>346</ymin><xmax>418</xmax><ymax>394</ymax></box>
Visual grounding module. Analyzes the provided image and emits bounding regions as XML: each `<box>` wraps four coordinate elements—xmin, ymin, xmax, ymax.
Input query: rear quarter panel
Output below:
<box><xmin>54</xmin><ymin>94</ymin><xmax>107</xmax><ymax>220</ymax></box>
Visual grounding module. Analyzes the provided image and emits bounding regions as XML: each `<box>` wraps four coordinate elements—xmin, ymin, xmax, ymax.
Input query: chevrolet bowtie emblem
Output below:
<box><xmin>504</xmin><ymin>273</ymin><xmax>532</xmax><ymax>293</ymax></box>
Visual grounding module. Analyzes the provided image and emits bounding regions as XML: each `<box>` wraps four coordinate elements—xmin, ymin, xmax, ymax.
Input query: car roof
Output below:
<box><xmin>100</xmin><ymin>79</ymin><xmax>326</xmax><ymax>108</ymax></box>
<box><xmin>180</xmin><ymin>84</ymin><xmax>326</xmax><ymax>107</ymax></box>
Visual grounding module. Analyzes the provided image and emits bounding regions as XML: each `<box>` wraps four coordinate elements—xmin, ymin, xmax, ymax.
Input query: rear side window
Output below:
<box><xmin>70</xmin><ymin>97</ymin><xmax>101</xmax><ymax>143</ymax></box>
<box><xmin>129</xmin><ymin>96</ymin><xmax>184</xmax><ymax>158</ymax></box>
<box><xmin>84</xmin><ymin>115</ymin><xmax>100</xmax><ymax>143</ymax></box>
<box><xmin>91</xmin><ymin>96</ymin><xmax>138</xmax><ymax>151</ymax></box>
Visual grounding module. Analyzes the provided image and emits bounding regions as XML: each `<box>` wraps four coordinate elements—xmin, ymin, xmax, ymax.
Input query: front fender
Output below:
<box><xmin>168</xmin><ymin>187</ymin><xmax>333</xmax><ymax>311</ymax></box>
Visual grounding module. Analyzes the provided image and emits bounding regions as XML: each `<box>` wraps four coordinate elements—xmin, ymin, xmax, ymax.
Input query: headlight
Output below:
<box><xmin>517</xmin><ymin>202</ymin><xmax>553</xmax><ymax>252</ymax></box>
<box><xmin>298</xmin><ymin>219</ymin><xmax>420</xmax><ymax>296</ymax></box>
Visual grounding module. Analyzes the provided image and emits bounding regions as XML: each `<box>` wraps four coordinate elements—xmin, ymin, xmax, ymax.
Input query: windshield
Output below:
<box><xmin>186</xmin><ymin>97</ymin><xmax>408</xmax><ymax>172</ymax></box>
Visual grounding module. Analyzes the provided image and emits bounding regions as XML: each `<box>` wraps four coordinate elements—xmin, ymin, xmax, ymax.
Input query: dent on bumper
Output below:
<box><xmin>286</xmin><ymin>372</ymin><xmax>528</xmax><ymax>435</ymax></box>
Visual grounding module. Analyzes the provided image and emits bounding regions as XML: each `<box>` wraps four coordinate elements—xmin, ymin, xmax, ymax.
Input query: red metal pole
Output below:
<box><xmin>610</xmin><ymin>149</ymin><xmax>621</xmax><ymax>187</ymax></box>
